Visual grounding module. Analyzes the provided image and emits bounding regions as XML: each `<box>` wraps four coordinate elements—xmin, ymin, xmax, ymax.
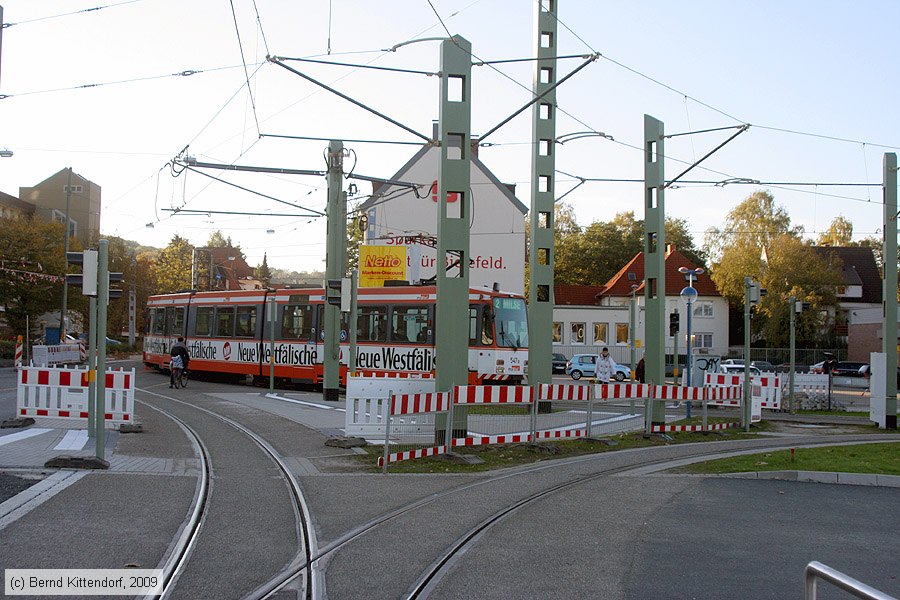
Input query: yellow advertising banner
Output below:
<box><xmin>359</xmin><ymin>245</ymin><xmax>407</xmax><ymax>287</ymax></box>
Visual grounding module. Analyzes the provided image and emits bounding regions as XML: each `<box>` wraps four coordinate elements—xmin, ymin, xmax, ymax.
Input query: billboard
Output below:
<box><xmin>359</xmin><ymin>245</ymin><xmax>407</xmax><ymax>287</ymax></box>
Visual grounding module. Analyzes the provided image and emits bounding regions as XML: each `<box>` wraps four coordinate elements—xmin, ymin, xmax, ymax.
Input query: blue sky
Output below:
<box><xmin>1</xmin><ymin>0</ymin><xmax>898</xmax><ymax>271</ymax></box>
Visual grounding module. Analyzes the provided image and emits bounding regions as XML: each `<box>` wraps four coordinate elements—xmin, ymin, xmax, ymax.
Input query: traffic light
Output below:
<box><xmin>66</xmin><ymin>250</ymin><xmax>98</xmax><ymax>296</ymax></box>
<box><xmin>109</xmin><ymin>272</ymin><xmax>124</xmax><ymax>300</ymax></box>
<box><xmin>748</xmin><ymin>281</ymin><xmax>766</xmax><ymax>305</ymax></box>
<box><xmin>325</xmin><ymin>278</ymin><xmax>350</xmax><ymax>312</ymax></box>
<box><xmin>669</xmin><ymin>311</ymin><xmax>680</xmax><ymax>337</ymax></box>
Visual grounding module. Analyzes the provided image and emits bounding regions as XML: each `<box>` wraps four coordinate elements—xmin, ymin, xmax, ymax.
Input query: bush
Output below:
<box><xmin>0</xmin><ymin>340</ymin><xmax>14</xmax><ymax>360</ymax></box>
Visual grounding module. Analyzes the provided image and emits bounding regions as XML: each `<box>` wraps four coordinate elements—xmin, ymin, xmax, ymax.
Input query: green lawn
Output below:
<box><xmin>676</xmin><ymin>442</ymin><xmax>900</xmax><ymax>476</ymax></box>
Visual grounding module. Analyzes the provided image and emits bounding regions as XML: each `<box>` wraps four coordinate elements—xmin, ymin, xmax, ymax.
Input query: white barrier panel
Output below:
<box><xmin>17</xmin><ymin>366</ymin><xmax>135</xmax><ymax>425</ymax></box>
<box><xmin>705</xmin><ymin>373</ymin><xmax>782</xmax><ymax>409</ymax></box>
<box><xmin>782</xmin><ymin>373</ymin><xmax>829</xmax><ymax>409</ymax></box>
<box><xmin>31</xmin><ymin>344</ymin><xmax>83</xmax><ymax>367</ymax></box>
<box><xmin>344</xmin><ymin>374</ymin><xmax>436</xmax><ymax>439</ymax></box>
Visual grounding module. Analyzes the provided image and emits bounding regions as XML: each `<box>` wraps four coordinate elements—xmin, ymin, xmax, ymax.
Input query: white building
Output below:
<box><xmin>359</xmin><ymin>137</ymin><xmax>527</xmax><ymax>295</ymax></box>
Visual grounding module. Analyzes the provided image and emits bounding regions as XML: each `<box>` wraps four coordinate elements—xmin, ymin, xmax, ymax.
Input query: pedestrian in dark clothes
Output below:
<box><xmin>636</xmin><ymin>357</ymin><xmax>646</xmax><ymax>383</ymax></box>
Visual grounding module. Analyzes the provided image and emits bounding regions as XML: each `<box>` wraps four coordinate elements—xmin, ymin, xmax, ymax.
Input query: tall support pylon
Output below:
<box><xmin>435</xmin><ymin>36</ymin><xmax>473</xmax><ymax>394</ymax></box>
<box><xmin>527</xmin><ymin>0</ymin><xmax>558</xmax><ymax>386</ymax></box>
<box><xmin>882</xmin><ymin>153</ymin><xmax>897</xmax><ymax>429</ymax></box>
<box><xmin>323</xmin><ymin>140</ymin><xmax>346</xmax><ymax>402</ymax></box>
<box><xmin>644</xmin><ymin>115</ymin><xmax>666</xmax><ymax>427</ymax></box>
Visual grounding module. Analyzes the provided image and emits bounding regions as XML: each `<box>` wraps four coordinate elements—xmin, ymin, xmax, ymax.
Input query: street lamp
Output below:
<box><xmin>678</xmin><ymin>266</ymin><xmax>705</xmax><ymax>417</ymax></box>
<box><xmin>629</xmin><ymin>283</ymin><xmax>639</xmax><ymax>380</ymax></box>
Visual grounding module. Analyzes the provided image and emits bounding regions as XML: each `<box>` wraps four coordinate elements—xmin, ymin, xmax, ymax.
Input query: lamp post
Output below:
<box><xmin>629</xmin><ymin>283</ymin><xmax>639</xmax><ymax>380</ymax></box>
<box><xmin>679</xmin><ymin>266</ymin><xmax>704</xmax><ymax>418</ymax></box>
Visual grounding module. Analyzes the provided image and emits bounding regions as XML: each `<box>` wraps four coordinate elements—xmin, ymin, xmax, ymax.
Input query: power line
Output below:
<box><xmin>1</xmin><ymin>0</ymin><xmax>146</xmax><ymax>29</ymax></box>
<box><xmin>0</xmin><ymin>62</ymin><xmax>261</xmax><ymax>100</ymax></box>
<box><xmin>250</xmin><ymin>0</ymin><xmax>271</xmax><ymax>56</ymax></box>
<box><xmin>229</xmin><ymin>0</ymin><xmax>261</xmax><ymax>136</ymax></box>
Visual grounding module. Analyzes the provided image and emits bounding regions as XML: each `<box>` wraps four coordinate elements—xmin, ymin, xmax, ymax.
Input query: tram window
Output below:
<box><xmin>150</xmin><ymin>308</ymin><xmax>165</xmax><ymax>335</ymax></box>
<box><xmin>164</xmin><ymin>307</ymin><xmax>174</xmax><ymax>335</ymax></box>
<box><xmin>173</xmin><ymin>307</ymin><xmax>185</xmax><ymax>336</ymax></box>
<box><xmin>470</xmin><ymin>307</ymin><xmax>480</xmax><ymax>346</ymax></box>
<box><xmin>235</xmin><ymin>306</ymin><xmax>257</xmax><ymax>338</ymax></box>
<box><xmin>216</xmin><ymin>307</ymin><xmax>235</xmax><ymax>337</ymax></box>
<box><xmin>315</xmin><ymin>305</ymin><xmax>349</xmax><ymax>341</ymax></box>
<box><xmin>357</xmin><ymin>306</ymin><xmax>388</xmax><ymax>342</ymax></box>
<box><xmin>194</xmin><ymin>307</ymin><xmax>213</xmax><ymax>336</ymax></box>
<box><xmin>281</xmin><ymin>304</ymin><xmax>314</xmax><ymax>339</ymax></box>
<box><xmin>480</xmin><ymin>305</ymin><xmax>493</xmax><ymax>345</ymax></box>
<box><xmin>391</xmin><ymin>306</ymin><xmax>428</xmax><ymax>343</ymax></box>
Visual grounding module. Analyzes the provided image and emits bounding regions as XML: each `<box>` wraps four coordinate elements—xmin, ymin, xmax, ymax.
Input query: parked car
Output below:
<box><xmin>751</xmin><ymin>360</ymin><xmax>776</xmax><ymax>372</ymax></box>
<box><xmin>831</xmin><ymin>361</ymin><xmax>869</xmax><ymax>378</ymax></box>
<box><xmin>552</xmin><ymin>353</ymin><xmax>568</xmax><ymax>374</ymax></box>
<box><xmin>718</xmin><ymin>364</ymin><xmax>761</xmax><ymax>376</ymax></box>
<box><xmin>78</xmin><ymin>333</ymin><xmax>121</xmax><ymax>346</ymax></box>
<box><xmin>775</xmin><ymin>363</ymin><xmax>810</xmax><ymax>373</ymax></box>
<box><xmin>566</xmin><ymin>353</ymin><xmax>628</xmax><ymax>381</ymax></box>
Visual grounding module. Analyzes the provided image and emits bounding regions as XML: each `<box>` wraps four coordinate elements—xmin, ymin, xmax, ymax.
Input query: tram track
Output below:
<box><xmin>250</xmin><ymin>430</ymin><xmax>900</xmax><ymax>599</ymax></box>
<box><xmin>136</xmin><ymin>389</ymin><xmax>318</xmax><ymax>600</ymax></box>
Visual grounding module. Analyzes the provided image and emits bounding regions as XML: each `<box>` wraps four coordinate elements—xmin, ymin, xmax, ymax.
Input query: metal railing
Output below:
<box><xmin>804</xmin><ymin>561</ymin><xmax>896</xmax><ymax>600</ymax></box>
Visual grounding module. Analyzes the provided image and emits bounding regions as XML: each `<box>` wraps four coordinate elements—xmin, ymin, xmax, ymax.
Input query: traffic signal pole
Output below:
<box><xmin>743</xmin><ymin>277</ymin><xmax>752</xmax><ymax>432</ymax></box>
<box><xmin>95</xmin><ymin>240</ymin><xmax>109</xmax><ymax>459</ymax></box>
<box><xmin>883</xmin><ymin>153</ymin><xmax>898</xmax><ymax>429</ymax></box>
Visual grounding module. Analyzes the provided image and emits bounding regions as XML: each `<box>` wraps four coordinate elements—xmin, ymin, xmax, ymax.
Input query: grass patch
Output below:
<box><xmin>795</xmin><ymin>409</ymin><xmax>868</xmax><ymax>416</ymax></box>
<box><xmin>356</xmin><ymin>426</ymin><xmax>766</xmax><ymax>474</ymax></box>
<box><xmin>675</xmin><ymin>441</ymin><xmax>900</xmax><ymax>476</ymax></box>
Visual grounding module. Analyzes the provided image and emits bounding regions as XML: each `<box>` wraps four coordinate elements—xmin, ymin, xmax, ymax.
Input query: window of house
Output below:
<box><xmin>570</xmin><ymin>322</ymin><xmax>585</xmax><ymax>344</ymax></box>
<box><xmin>693</xmin><ymin>301</ymin><xmax>713</xmax><ymax>318</ymax></box>
<box><xmin>616</xmin><ymin>323</ymin><xmax>629</xmax><ymax>344</ymax></box>
<box><xmin>552</xmin><ymin>322</ymin><xmax>562</xmax><ymax>343</ymax></box>
<box><xmin>694</xmin><ymin>332</ymin><xmax>714</xmax><ymax>348</ymax></box>
<box><xmin>593</xmin><ymin>323</ymin><xmax>607</xmax><ymax>344</ymax></box>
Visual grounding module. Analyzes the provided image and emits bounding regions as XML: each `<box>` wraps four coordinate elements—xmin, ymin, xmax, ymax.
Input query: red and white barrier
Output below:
<box><xmin>537</xmin><ymin>383</ymin><xmax>591</xmax><ymax>401</ymax></box>
<box><xmin>390</xmin><ymin>392</ymin><xmax>451</xmax><ymax>416</ymax></box>
<box><xmin>17</xmin><ymin>365</ymin><xmax>135</xmax><ymax>425</ymax></box>
<box><xmin>452</xmin><ymin>433</ymin><xmax>530</xmax><ymax>447</ymax></box>
<box><xmin>594</xmin><ymin>383</ymin><xmax>652</xmax><ymax>400</ymax></box>
<box><xmin>653</xmin><ymin>385</ymin><xmax>705</xmax><ymax>401</ymax></box>
<box><xmin>378</xmin><ymin>445</ymin><xmax>448</xmax><ymax>467</ymax></box>
<box><xmin>705</xmin><ymin>373</ymin><xmax>782</xmax><ymax>409</ymax></box>
<box><xmin>651</xmin><ymin>421</ymin><xmax>738</xmax><ymax>433</ymax></box>
<box><xmin>453</xmin><ymin>385</ymin><xmax>534</xmax><ymax>404</ymax></box>
<box><xmin>14</xmin><ymin>335</ymin><xmax>23</xmax><ymax>368</ymax></box>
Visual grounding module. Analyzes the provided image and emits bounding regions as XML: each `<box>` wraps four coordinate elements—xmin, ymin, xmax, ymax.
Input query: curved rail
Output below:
<box><xmin>137</xmin><ymin>389</ymin><xmax>318</xmax><ymax>600</ymax></box>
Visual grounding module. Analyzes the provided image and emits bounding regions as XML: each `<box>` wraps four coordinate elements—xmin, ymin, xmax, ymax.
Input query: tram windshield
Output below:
<box><xmin>492</xmin><ymin>297</ymin><xmax>528</xmax><ymax>349</ymax></box>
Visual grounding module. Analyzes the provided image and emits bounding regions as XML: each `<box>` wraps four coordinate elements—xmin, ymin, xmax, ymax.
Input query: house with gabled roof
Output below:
<box><xmin>552</xmin><ymin>246</ymin><xmax>729</xmax><ymax>365</ymax></box>
<box><xmin>814</xmin><ymin>246</ymin><xmax>890</xmax><ymax>362</ymax></box>
<box><xmin>359</xmin><ymin>126</ymin><xmax>527</xmax><ymax>295</ymax></box>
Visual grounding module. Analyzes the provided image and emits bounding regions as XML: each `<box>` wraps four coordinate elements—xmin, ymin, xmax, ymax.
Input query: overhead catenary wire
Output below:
<box><xmin>1</xmin><ymin>0</ymin><xmax>145</xmax><ymax>29</ymax></box>
<box><xmin>229</xmin><ymin>0</ymin><xmax>261</xmax><ymax>136</ymax></box>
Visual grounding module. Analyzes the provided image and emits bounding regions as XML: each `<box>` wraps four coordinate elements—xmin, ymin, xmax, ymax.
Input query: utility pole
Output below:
<box><xmin>95</xmin><ymin>240</ymin><xmax>109</xmax><ymax>459</ymax></box>
<box><xmin>323</xmin><ymin>140</ymin><xmax>346</xmax><ymax>402</ymax></box>
<box><xmin>644</xmin><ymin>115</ymin><xmax>666</xmax><ymax>429</ymax></box>
<box><xmin>527</xmin><ymin>0</ymin><xmax>558</xmax><ymax>386</ymax></box>
<box><xmin>743</xmin><ymin>277</ymin><xmax>753</xmax><ymax>432</ymax></box>
<box><xmin>789</xmin><ymin>295</ymin><xmax>796</xmax><ymax>413</ymax></box>
<box><xmin>59</xmin><ymin>168</ymin><xmax>73</xmax><ymax>340</ymax></box>
<box><xmin>883</xmin><ymin>152</ymin><xmax>898</xmax><ymax>429</ymax></box>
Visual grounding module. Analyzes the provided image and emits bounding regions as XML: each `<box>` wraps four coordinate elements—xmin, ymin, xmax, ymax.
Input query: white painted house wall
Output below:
<box><xmin>361</xmin><ymin>145</ymin><xmax>526</xmax><ymax>295</ymax></box>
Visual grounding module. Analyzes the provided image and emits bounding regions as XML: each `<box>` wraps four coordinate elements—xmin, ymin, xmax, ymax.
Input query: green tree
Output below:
<box><xmin>703</xmin><ymin>190</ymin><xmax>803</xmax><ymax>305</ymax></box>
<box><xmin>817</xmin><ymin>216</ymin><xmax>854</xmax><ymax>247</ymax></box>
<box><xmin>256</xmin><ymin>253</ymin><xmax>272</xmax><ymax>288</ymax></box>
<box><xmin>347</xmin><ymin>205</ymin><xmax>365</xmax><ymax>274</ymax></box>
<box><xmin>0</xmin><ymin>218</ymin><xmax>68</xmax><ymax>335</ymax></box>
<box><xmin>151</xmin><ymin>235</ymin><xmax>194</xmax><ymax>293</ymax></box>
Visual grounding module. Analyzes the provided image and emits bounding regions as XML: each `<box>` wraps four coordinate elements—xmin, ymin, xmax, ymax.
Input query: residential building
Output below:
<box><xmin>18</xmin><ymin>168</ymin><xmax>102</xmax><ymax>242</ymax></box>
<box><xmin>0</xmin><ymin>190</ymin><xmax>34</xmax><ymax>221</ymax></box>
<box><xmin>553</xmin><ymin>246</ymin><xmax>729</xmax><ymax>364</ymax></box>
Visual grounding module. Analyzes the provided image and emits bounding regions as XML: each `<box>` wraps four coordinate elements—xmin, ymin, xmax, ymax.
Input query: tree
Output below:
<box><xmin>151</xmin><ymin>235</ymin><xmax>194</xmax><ymax>293</ymax></box>
<box><xmin>703</xmin><ymin>190</ymin><xmax>803</xmax><ymax>305</ymax></box>
<box><xmin>0</xmin><ymin>217</ymin><xmax>68</xmax><ymax>335</ymax></box>
<box><xmin>817</xmin><ymin>216</ymin><xmax>854</xmax><ymax>247</ymax></box>
<box><xmin>256</xmin><ymin>253</ymin><xmax>272</xmax><ymax>288</ymax></box>
<box><xmin>347</xmin><ymin>204</ymin><xmax>365</xmax><ymax>274</ymax></box>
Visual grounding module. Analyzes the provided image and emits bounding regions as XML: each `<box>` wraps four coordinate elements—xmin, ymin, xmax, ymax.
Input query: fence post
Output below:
<box><xmin>530</xmin><ymin>385</ymin><xmax>538</xmax><ymax>442</ymax></box>
<box><xmin>586</xmin><ymin>384</ymin><xmax>594</xmax><ymax>438</ymax></box>
<box><xmin>445</xmin><ymin>389</ymin><xmax>455</xmax><ymax>452</ymax></box>
<box><xmin>702</xmin><ymin>396</ymin><xmax>708</xmax><ymax>431</ymax></box>
<box><xmin>382</xmin><ymin>390</ymin><xmax>392</xmax><ymax>474</ymax></box>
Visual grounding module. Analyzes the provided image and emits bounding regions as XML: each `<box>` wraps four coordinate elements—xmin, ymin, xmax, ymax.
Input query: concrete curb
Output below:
<box><xmin>722</xmin><ymin>470</ymin><xmax>900</xmax><ymax>487</ymax></box>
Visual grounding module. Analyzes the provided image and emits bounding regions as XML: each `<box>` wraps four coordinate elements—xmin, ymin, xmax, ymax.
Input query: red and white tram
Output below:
<box><xmin>143</xmin><ymin>285</ymin><xmax>529</xmax><ymax>385</ymax></box>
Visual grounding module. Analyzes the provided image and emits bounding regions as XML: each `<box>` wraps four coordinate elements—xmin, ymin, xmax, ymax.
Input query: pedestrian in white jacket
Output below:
<box><xmin>596</xmin><ymin>347</ymin><xmax>614</xmax><ymax>382</ymax></box>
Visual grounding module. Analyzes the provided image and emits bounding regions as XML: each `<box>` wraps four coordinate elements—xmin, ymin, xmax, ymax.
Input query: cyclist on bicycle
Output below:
<box><xmin>170</xmin><ymin>337</ymin><xmax>190</xmax><ymax>388</ymax></box>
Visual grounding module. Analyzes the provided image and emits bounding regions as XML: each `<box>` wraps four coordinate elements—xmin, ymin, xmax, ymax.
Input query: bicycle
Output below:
<box><xmin>170</xmin><ymin>356</ymin><xmax>188</xmax><ymax>389</ymax></box>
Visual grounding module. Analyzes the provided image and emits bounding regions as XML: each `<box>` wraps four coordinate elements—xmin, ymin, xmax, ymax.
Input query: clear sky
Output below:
<box><xmin>1</xmin><ymin>0</ymin><xmax>898</xmax><ymax>273</ymax></box>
